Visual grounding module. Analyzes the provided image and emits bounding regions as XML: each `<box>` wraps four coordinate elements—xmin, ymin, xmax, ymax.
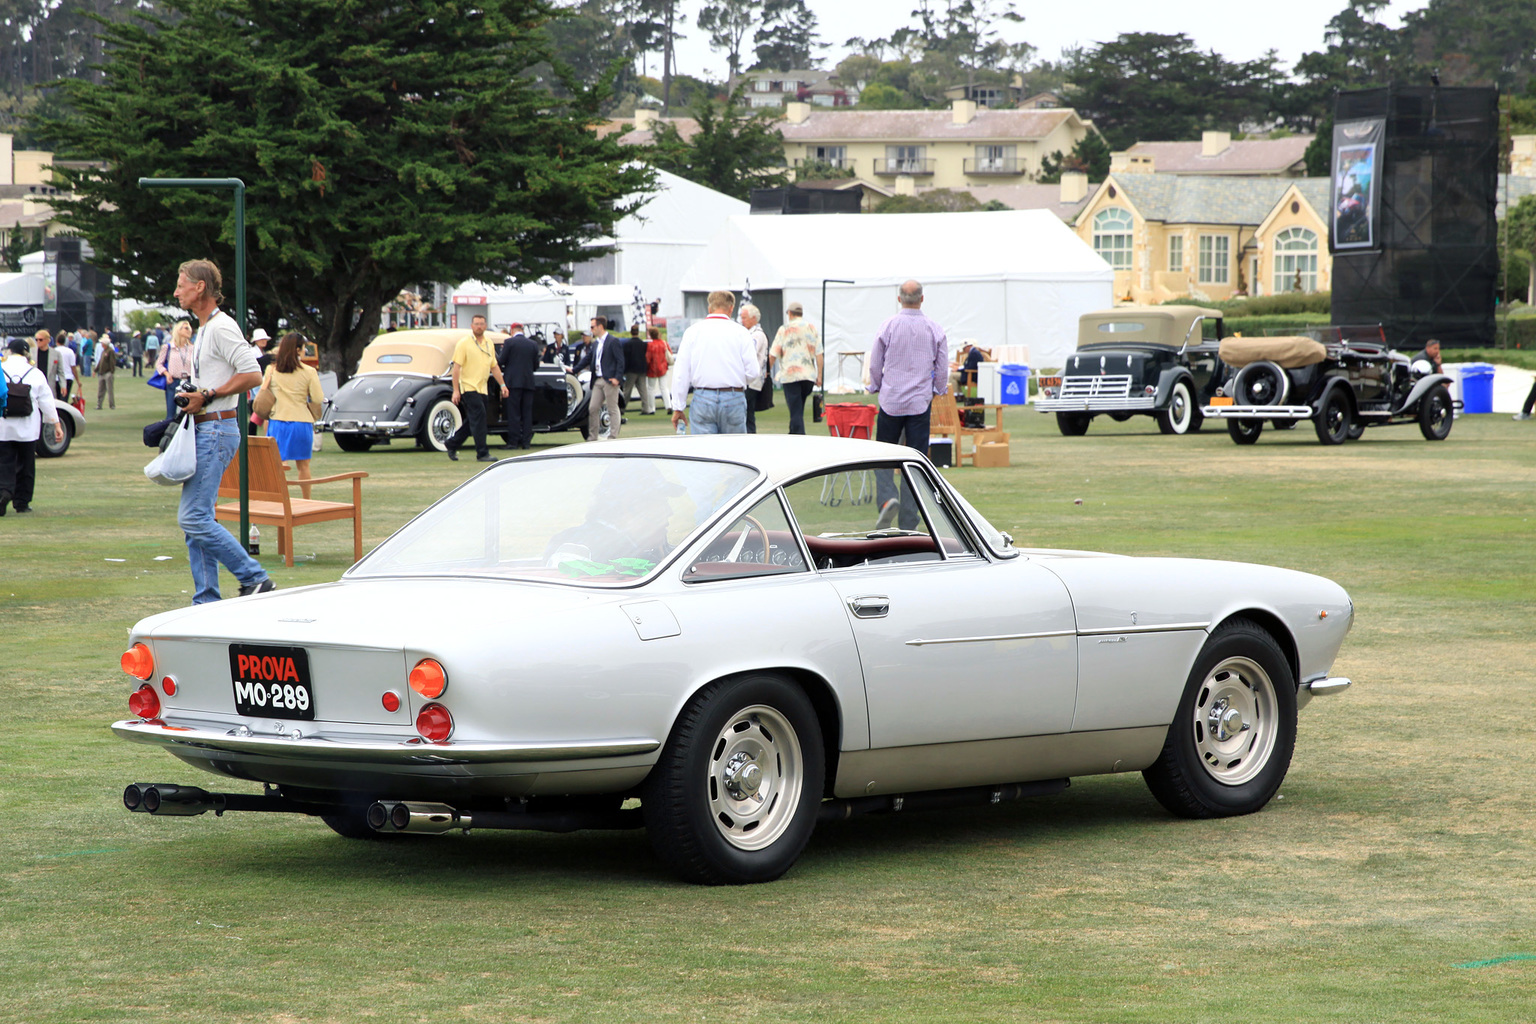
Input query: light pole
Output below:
<box><xmin>137</xmin><ymin>177</ymin><xmax>251</xmax><ymax>550</ymax></box>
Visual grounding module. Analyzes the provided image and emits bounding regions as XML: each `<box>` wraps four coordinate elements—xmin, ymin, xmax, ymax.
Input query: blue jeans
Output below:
<box><xmin>688</xmin><ymin>389</ymin><xmax>747</xmax><ymax>435</ymax></box>
<box><xmin>178</xmin><ymin>418</ymin><xmax>267</xmax><ymax>604</ymax></box>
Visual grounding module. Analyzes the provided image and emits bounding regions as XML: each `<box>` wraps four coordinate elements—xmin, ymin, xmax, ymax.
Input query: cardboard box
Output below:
<box><xmin>975</xmin><ymin>441</ymin><xmax>1010</xmax><ymax>468</ymax></box>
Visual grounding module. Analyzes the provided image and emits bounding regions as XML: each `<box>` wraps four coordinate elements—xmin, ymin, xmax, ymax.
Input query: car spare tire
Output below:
<box><xmin>1232</xmin><ymin>361</ymin><xmax>1289</xmax><ymax>407</ymax></box>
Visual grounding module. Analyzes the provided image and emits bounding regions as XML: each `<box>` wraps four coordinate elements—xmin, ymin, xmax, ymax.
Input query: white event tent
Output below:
<box><xmin>677</xmin><ymin>210</ymin><xmax>1114</xmax><ymax>390</ymax></box>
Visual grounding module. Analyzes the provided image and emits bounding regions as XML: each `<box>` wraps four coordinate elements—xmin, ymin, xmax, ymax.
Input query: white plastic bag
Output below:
<box><xmin>145</xmin><ymin>414</ymin><xmax>197</xmax><ymax>485</ymax></box>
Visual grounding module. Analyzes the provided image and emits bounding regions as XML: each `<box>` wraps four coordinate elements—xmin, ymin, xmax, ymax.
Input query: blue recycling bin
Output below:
<box><xmin>1460</xmin><ymin>362</ymin><xmax>1494</xmax><ymax>414</ymax></box>
<box><xmin>1000</xmin><ymin>363</ymin><xmax>1030</xmax><ymax>405</ymax></box>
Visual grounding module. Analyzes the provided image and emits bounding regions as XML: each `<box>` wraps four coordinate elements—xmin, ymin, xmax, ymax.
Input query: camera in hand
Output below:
<box><xmin>172</xmin><ymin>379</ymin><xmax>200</xmax><ymax>408</ymax></box>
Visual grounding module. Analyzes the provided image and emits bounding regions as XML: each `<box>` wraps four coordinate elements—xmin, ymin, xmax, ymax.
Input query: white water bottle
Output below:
<box><xmin>249</xmin><ymin>524</ymin><xmax>261</xmax><ymax>555</ymax></box>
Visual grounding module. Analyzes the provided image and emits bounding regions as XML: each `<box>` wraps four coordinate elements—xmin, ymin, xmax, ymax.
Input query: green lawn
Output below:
<box><xmin>3</xmin><ymin>380</ymin><xmax>1535</xmax><ymax>1022</ymax></box>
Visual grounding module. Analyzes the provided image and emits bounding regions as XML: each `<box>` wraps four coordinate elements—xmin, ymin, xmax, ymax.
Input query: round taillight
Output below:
<box><xmin>161</xmin><ymin>677</ymin><xmax>177</xmax><ymax>696</ymax></box>
<box><xmin>121</xmin><ymin>643</ymin><xmax>154</xmax><ymax>681</ymax></box>
<box><xmin>381</xmin><ymin>691</ymin><xmax>401</xmax><ymax>713</ymax></box>
<box><xmin>409</xmin><ymin>659</ymin><xmax>447</xmax><ymax>700</ymax></box>
<box><xmin>129</xmin><ymin>684</ymin><xmax>161</xmax><ymax>720</ymax></box>
<box><xmin>415</xmin><ymin>703</ymin><xmax>452</xmax><ymax>742</ymax></box>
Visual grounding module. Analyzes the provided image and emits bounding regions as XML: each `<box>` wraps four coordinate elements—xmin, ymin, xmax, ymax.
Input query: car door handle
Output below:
<box><xmin>848</xmin><ymin>595</ymin><xmax>890</xmax><ymax>618</ymax></box>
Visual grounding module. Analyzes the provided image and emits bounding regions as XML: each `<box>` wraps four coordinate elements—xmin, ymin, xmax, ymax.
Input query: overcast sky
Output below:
<box><xmin>667</xmin><ymin>0</ymin><xmax>1421</xmax><ymax>82</ymax></box>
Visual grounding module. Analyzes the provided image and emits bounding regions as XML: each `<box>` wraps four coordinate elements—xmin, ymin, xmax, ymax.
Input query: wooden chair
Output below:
<box><xmin>930</xmin><ymin>394</ymin><xmax>1007</xmax><ymax>466</ymax></box>
<box><xmin>215</xmin><ymin>436</ymin><xmax>368</xmax><ymax>567</ymax></box>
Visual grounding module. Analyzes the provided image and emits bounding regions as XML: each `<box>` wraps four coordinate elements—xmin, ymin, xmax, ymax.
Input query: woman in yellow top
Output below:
<box><xmin>260</xmin><ymin>332</ymin><xmax>325</xmax><ymax>497</ymax></box>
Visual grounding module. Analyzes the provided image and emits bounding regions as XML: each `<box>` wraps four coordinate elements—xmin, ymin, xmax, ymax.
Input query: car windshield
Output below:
<box><xmin>349</xmin><ymin>455</ymin><xmax>758</xmax><ymax>585</ymax></box>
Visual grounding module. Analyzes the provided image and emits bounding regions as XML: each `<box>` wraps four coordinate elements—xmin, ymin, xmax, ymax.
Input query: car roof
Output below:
<box><xmin>516</xmin><ymin>432</ymin><xmax>927</xmax><ymax>487</ymax></box>
<box><xmin>356</xmin><ymin>327</ymin><xmax>509</xmax><ymax>377</ymax></box>
<box><xmin>1077</xmin><ymin>305</ymin><xmax>1222</xmax><ymax>349</ymax></box>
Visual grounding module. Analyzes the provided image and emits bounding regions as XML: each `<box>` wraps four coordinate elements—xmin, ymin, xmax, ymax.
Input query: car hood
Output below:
<box><xmin>131</xmin><ymin>578</ymin><xmax>628</xmax><ymax>650</ymax></box>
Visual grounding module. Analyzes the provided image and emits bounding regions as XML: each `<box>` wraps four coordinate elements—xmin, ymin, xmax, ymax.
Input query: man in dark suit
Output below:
<box><xmin>499</xmin><ymin>322</ymin><xmax>541</xmax><ymax>450</ymax></box>
<box><xmin>586</xmin><ymin>316</ymin><xmax>626</xmax><ymax>440</ymax></box>
<box><xmin>622</xmin><ymin>325</ymin><xmax>653</xmax><ymax>414</ymax></box>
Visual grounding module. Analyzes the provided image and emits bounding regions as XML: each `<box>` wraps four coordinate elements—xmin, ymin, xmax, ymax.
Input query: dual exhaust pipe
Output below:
<box><xmin>368</xmin><ymin>801</ymin><xmax>470</xmax><ymax>834</ymax></box>
<box><xmin>123</xmin><ymin>783</ymin><xmax>225</xmax><ymax>816</ymax></box>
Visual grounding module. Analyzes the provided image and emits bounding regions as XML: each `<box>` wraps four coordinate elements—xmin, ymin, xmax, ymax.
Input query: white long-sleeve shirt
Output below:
<box><xmin>671</xmin><ymin>314</ymin><xmax>760</xmax><ymax>411</ymax></box>
<box><xmin>0</xmin><ymin>354</ymin><xmax>60</xmax><ymax>443</ymax></box>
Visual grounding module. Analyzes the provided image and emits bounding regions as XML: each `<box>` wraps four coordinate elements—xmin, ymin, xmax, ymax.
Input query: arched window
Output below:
<box><xmin>1273</xmin><ymin>227</ymin><xmax>1318</xmax><ymax>293</ymax></box>
<box><xmin>1092</xmin><ymin>208</ymin><xmax>1134</xmax><ymax>269</ymax></box>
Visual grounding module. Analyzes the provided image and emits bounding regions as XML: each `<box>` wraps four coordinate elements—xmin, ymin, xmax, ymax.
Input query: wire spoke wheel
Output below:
<box><xmin>706</xmin><ymin>704</ymin><xmax>803</xmax><ymax>852</ymax></box>
<box><xmin>1190</xmin><ymin>656</ymin><xmax>1278</xmax><ymax>787</ymax></box>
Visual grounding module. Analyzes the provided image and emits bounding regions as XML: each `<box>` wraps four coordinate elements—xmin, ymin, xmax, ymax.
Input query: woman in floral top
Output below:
<box><xmin>768</xmin><ymin>301</ymin><xmax>823</xmax><ymax>435</ymax></box>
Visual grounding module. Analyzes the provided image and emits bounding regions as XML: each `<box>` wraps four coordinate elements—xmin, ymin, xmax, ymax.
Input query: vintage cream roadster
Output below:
<box><xmin>113</xmin><ymin>435</ymin><xmax>1354</xmax><ymax>884</ymax></box>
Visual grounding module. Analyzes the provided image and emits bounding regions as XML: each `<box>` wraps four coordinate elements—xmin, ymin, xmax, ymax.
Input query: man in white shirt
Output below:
<box><xmin>171</xmin><ymin>258</ymin><xmax>274</xmax><ymax>603</ymax></box>
<box><xmin>0</xmin><ymin>338</ymin><xmax>62</xmax><ymax>515</ymax></box>
<box><xmin>47</xmin><ymin>337</ymin><xmax>78</xmax><ymax>401</ymax></box>
<box><xmin>670</xmin><ymin>290</ymin><xmax>759</xmax><ymax>435</ymax></box>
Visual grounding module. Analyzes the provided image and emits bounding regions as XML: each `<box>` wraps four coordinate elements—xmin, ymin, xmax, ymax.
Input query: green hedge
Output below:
<box><xmin>1208</xmin><ymin>313</ymin><xmax>1326</xmax><ymax>338</ymax></box>
<box><xmin>1165</xmin><ymin>292</ymin><xmax>1332</xmax><ymax>317</ymax></box>
<box><xmin>1495</xmin><ymin>316</ymin><xmax>1536</xmax><ymax>352</ymax></box>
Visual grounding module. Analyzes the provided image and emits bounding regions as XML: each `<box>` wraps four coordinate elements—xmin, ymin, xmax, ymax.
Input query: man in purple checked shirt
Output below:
<box><xmin>867</xmin><ymin>279</ymin><xmax>948</xmax><ymax>531</ymax></box>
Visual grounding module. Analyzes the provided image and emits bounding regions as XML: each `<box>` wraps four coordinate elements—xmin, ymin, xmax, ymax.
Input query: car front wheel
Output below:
<box><xmin>35</xmin><ymin>416</ymin><xmax>73</xmax><ymax>458</ymax></box>
<box><xmin>1418</xmin><ymin>383</ymin><xmax>1452</xmax><ymax>441</ymax></box>
<box><xmin>332</xmin><ymin>433</ymin><xmax>374</xmax><ymax>453</ymax></box>
<box><xmin>643</xmin><ymin>674</ymin><xmax>824</xmax><ymax>885</ymax></box>
<box><xmin>1056</xmin><ymin>412</ymin><xmax>1091</xmax><ymax>436</ymax></box>
<box><xmin>1157</xmin><ymin>380</ymin><xmax>1196</xmax><ymax>435</ymax></box>
<box><xmin>1143</xmin><ymin>618</ymin><xmax>1297</xmax><ymax>819</ymax></box>
<box><xmin>1314</xmin><ymin>388</ymin><xmax>1352</xmax><ymax>445</ymax></box>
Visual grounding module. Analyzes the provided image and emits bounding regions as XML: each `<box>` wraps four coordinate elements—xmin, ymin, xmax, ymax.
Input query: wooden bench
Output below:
<box><xmin>930</xmin><ymin>394</ymin><xmax>1007</xmax><ymax>466</ymax></box>
<box><xmin>215</xmin><ymin>436</ymin><xmax>368</xmax><ymax>567</ymax></box>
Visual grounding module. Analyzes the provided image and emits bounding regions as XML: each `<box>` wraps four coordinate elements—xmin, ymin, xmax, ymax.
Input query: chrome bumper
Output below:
<box><xmin>1201</xmin><ymin>404</ymin><xmax>1313</xmax><ymax>420</ymax></box>
<box><xmin>1306</xmin><ymin>676</ymin><xmax>1351</xmax><ymax>696</ymax></box>
<box><xmin>1036</xmin><ymin>396</ymin><xmax>1158</xmax><ymax>413</ymax></box>
<box><xmin>112</xmin><ymin>718</ymin><xmax>659</xmax><ymax>766</ymax></box>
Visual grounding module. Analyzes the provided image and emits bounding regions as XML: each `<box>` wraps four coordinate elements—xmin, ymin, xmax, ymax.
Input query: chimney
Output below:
<box><xmin>1060</xmin><ymin>171</ymin><xmax>1088</xmax><ymax>204</ymax></box>
<box><xmin>634</xmin><ymin>109</ymin><xmax>658</xmax><ymax>131</ymax></box>
<box><xmin>1512</xmin><ymin>135</ymin><xmax>1536</xmax><ymax>177</ymax></box>
<box><xmin>785</xmin><ymin>101</ymin><xmax>811</xmax><ymax>124</ymax></box>
<box><xmin>952</xmin><ymin>99</ymin><xmax>977</xmax><ymax>125</ymax></box>
<box><xmin>1202</xmin><ymin>130</ymin><xmax>1231</xmax><ymax>157</ymax></box>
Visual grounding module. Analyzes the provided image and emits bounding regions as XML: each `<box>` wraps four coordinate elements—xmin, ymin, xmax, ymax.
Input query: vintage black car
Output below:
<box><xmin>1035</xmin><ymin>305</ymin><xmax>1224</xmax><ymax>436</ymax></box>
<box><xmin>1201</xmin><ymin>326</ymin><xmax>1456</xmax><ymax>446</ymax></box>
<box><xmin>320</xmin><ymin>328</ymin><xmax>609</xmax><ymax>452</ymax></box>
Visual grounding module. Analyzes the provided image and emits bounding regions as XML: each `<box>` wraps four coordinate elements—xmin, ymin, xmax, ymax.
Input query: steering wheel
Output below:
<box><xmin>723</xmin><ymin>514</ymin><xmax>771</xmax><ymax>564</ymax></box>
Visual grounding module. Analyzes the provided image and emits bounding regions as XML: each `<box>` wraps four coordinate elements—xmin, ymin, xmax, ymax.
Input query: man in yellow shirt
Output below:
<box><xmin>446</xmin><ymin>313</ymin><xmax>507</xmax><ymax>462</ymax></box>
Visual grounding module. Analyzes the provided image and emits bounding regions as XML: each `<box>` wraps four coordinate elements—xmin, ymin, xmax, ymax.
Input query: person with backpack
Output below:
<box><xmin>1</xmin><ymin>338</ymin><xmax>63</xmax><ymax>515</ymax></box>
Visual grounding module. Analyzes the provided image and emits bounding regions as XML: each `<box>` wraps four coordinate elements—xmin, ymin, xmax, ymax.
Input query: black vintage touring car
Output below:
<box><xmin>1034</xmin><ymin>305</ymin><xmax>1225</xmax><ymax>436</ymax></box>
<box><xmin>1200</xmin><ymin>326</ymin><xmax>1456</xmax><ymax>445</ymax></box>
<box><xmin>319</xmin><ymin>328</ymin><xmax>610</xmax><ymax>452</ymax></box>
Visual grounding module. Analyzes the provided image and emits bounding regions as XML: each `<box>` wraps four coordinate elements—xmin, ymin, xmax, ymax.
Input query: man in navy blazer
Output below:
<box><xmin>498</xmin><ymin>323</ymin><xmax>541</xmax><ymax>450</ymax></box>
<box><xmin>586</xmin><ymin>317</ymin><xmax>626</xmax><ymax>440</ymax></box>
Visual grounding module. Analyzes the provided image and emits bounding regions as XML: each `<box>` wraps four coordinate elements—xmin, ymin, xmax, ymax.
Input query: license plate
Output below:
<box><xmin>1209</xmin><ymin>396</ymin><xmax>1234</xmax><ymax>406</ymax></box>
<box><xmin>1038</xmin><ymin>376</ymin><xmax>1061</xmax><ymax>389</ymax></box>
<box><xmin>229</xmin><ymin>644</ymin><xmax>315</xmax><ymax>720</ymax></box>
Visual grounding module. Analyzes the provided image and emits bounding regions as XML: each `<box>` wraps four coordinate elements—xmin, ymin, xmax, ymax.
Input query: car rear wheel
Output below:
<box><xmin>643</xmin><ymin>674</ymin><xmax>824</xmax><ymax>885</ymax></box>
<box><xmin>1314</xmin><ymin>388</ymin><xmax>1352</xmax><ymax>445</ymax></box>
<box><xmin>1056</xmin><ymin>412</ymin><xmax>1091</xmax><ymax>436</ymax></box>
<box><xmin>1157</xmin><ymin>380</ymin><xmax>1196</xmax><ymax>435</ymax></box>
<box><xmin>1418</xmin><ymin>383</ymin><xmax>1452</xmax><ymax>441</ymax></box>
<box><xmin>420</xmin><ymin>398</ymin><xmax>461</xmax><ymax>452</ymax></box>
<box><xmin>35</xmin><ymin>415</ymin><xmax>72</xmax><ymax>457</ymax></box>
<box><xmin>1227</xmin><ymin>418</ymin><xmax>1262</xmax><ymax>445</ymax></box>
<box><xmin>332</xmin><ymin>434</ymin><xmax>374</xmax><ymax>453</ymax></box>
<box><xmin>1143</xmin><ymin>618</ymin><xmax>1296</xmax><ymax>819</ymax></box>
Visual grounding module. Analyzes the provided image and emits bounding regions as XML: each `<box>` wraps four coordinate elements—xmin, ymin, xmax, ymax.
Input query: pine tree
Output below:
<box><xmin>30</xmin><ymin>0</ymin><xmax>650</xmax><ymax>378</ymax></box>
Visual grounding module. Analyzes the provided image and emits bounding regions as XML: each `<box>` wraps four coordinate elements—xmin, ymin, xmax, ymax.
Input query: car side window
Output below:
<box><xmin>903</xmin><ymin>463</ymin><xmax>977</xmax><ymax>559</ymax></box>
<box><xmin>683</xmin><ymin>493</ymin><xmax>809</xmax><ymax>583</ymax></box>
<box><xmin>781</xmin><ymin>464</ymin><xmax>945</xmax><ymax>571</ymax></box>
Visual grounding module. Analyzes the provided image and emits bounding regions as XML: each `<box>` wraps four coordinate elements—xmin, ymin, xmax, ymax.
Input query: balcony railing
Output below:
<box><xmin>793</xmin><ymin>157</ymin><xmax>855</xmax><ymax>173</ymax></box>
<box><xmin>964</xmin><ymin>157</ymin><xmax>1025</xmax><ymax>175</ymax></box>
<box><xmin>871</xmin><ymin>158</ymin><xmax>936</xmax><ymax>176</ymax></box>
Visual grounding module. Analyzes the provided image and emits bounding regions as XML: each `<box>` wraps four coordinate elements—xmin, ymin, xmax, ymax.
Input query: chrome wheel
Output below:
<box><xmin>1191</xmin><ymin>656</ymin><xmax>1278</xmax><ymax>787</ymax></box>
<box><xmin>706</xmin><ymin>704</ymin><xmax>804</xmax><ymax>852</ymax></box>
<box><xmin>421</xmin><ymin>398</ymin><xmax>461</xmax><ymax>452</ymax></box>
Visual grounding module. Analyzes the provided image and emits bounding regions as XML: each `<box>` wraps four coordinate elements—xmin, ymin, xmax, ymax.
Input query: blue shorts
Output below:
<box><xmin>266</xmin><ymin>419</ymin><xmax>314</xmax><ymax>461</ymax></box>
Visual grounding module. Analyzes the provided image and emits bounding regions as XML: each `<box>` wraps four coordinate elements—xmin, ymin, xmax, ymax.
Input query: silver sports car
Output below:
<box><xmin>113</xmin><ymin>435</ymin><xmax>1353</xmax><ymax>884</ymax></box>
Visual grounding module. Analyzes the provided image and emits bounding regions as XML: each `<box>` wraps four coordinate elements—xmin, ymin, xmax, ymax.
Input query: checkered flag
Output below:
<box><xmin>742</xmin><ymin>277</ymin><xmax>752</xmax><ymax>306</ymax></box>
<box><xmin>632</xmin><ymin>284</ymin><xmax>647</xmax><ymax>328</ymax></box>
